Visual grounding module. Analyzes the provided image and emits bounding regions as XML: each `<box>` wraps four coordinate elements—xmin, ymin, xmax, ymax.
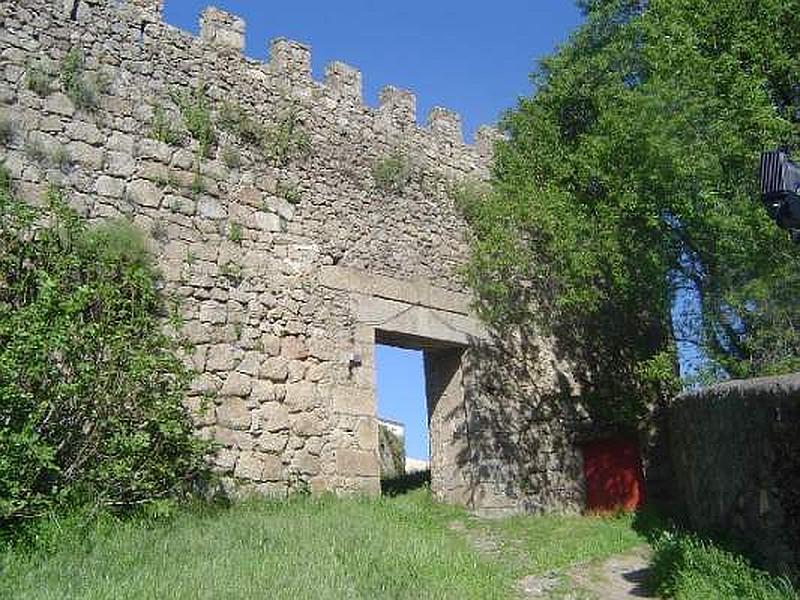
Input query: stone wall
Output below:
<box><xmin>0</xmin><ymin>0</ymin><xmax>589</xmax><ymax>513</ymax></box>
<box><xmin>668</xmin><ymin>374</ymin><xmax>800</xmax><ymax>573</ymax></box>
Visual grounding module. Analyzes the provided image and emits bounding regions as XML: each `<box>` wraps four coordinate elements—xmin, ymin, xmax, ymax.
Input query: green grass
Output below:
<box><xmin>649</xmin><ymin>530</ymin><xmax>797</xmax><ymax>600</ymax></box>
<box><xmin>471</xmin><ymin>510</ymin><xmax>646</xmax><ymax>576</ymax></box>
<box><xmin>2</xmin><ymin>488</ymin><xmax>795</xmax><ymax>599</ymax></box>
<box><xmin>1</xmin><ymin>489</ymin><xmax>510</xmax><ymax>600</ymax></box>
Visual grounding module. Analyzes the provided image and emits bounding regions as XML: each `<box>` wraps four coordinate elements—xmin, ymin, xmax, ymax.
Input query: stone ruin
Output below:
<box><xmin>0</xmin><ymin>0</ymin><xmax>598</xmax><ymax>515</ymax></box>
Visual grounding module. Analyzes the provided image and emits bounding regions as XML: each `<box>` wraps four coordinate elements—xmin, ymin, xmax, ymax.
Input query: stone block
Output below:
<box><xmin>105</xmin><ymin>151</ymin><xmax>136</xmax><ymax>178</ymax></box>
<box><xmin>281</xmin><ymin>336</ymin><xmax>308</xmax><ymax>360</ymax></box>
<box><xmin>258</xmin><ymin>431</ymin><xmax>289</xmax><ymax>454</ymax></box>
<box><xmin>213</xmin><ymin>447</ymin><xmax>238</xmax><ymax>471</ymax></box>
<box><xmin>206</xmin><ymin>344</ymin><xmax>242</xmax><ymax>372</ymax></box>
<box><xmin>259</xmin><ymin>402</ymin><xmax>290</xmax><ymax>432</ymax></box>
<box><xmin>285</xmin><ymin>382</ymin><xmax>319</xmax><ymax>413</ymax></box>
<box><xmin>250</xmin><ymin>380</ymin><xmax>279</xmax><ymax>403</ymax></box>
<box><xmin>216</xmin><ymin>398</ymin><xmax>251</xmax><ymax>430</ymax></box>
<box><xmin>336</xmin><ymin>449</ymin><xmax>379</xmax><ymax>477</ymax></box>
<box><xmin>234</xmin><ymin>451</ymin><xmax>264</xmax><ymax>481</ymax></box>
<box><xmin>189</xmin><ymin>372</ymin><xmax>221</xmax><ymax>396</ymax></box>
<box><xmin>237</xmin><ymin>352</ymin><xmax>263</xmax><ymax>376</ymax></box>
<box><xmin>44</xmin><ymin>93</ymin><xmax>74</xmax><ymax>116</ymax></box>
<box><xmin>356</xmin><ymin>418</ymin><xmax>378</xmax><ymax>451</ymax></box>
<box><xmin>292</xmin><ymin>412</ymin><xmax>326</xmax><ymax>437</ymax></box>
<box><xmin>293</xmin><ymin>450</ymin><xmax>321</xmax><ymax>476</ymax></box>
<box><xmin>308</xmin><ymin>336</ymin><xmax>337</xmax><ymax>361</ymax></box>
<box><xmin>215</xmin><ymin>426</ymin><xmax>256</xmax><ymax>450</ymax></box>
<box><xmin>127</xmin><ymin>179</ymin><xmax>163</xmax><ymax>208</ymax></box>
<box><xmin>95</xmin><ymin>175</ymin><xmax>125</xmax><ymax>198</ymax></box>
<box><xmin>198</xmin><ymin>197</ymin><xmax>227</xmax><ymax>220</ymax></box>
<box><xmin>260</xmin><ymin>356</ymin><xmax>289</xmax><ymax>382</ymax></box>
<box><xmin>66</xmin><ymin>121</ymin><xmax>102</xmax><ymax>145</ymax></box>
<box><xmin>220</xmin><ymin>372</ymin><xmax>252</xmax><ymax>397</ymax></box>
<box><xmin>184</xmin><ymin>396</ymin><xmax>216</xmax><ymax>427</ymax></box>
<box><xmin>199</xmin><ymin>301</ymin><xmax>227</xmax><ymax>325</ymax></box>
<box><xmin>332</xmin><ymin>385</ymin><xmax>372</xmax><ymax>416</ymax></box>
<box><xmin>67</xmin><ymin>141</ymin><xmax>104</xmax><ymax>169</ymax></box>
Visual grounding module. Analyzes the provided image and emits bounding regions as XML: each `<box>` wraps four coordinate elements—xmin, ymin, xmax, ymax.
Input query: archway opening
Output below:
<box><xmin>374</xmin><ymin>330</ymin><xmax>467</xmax><ymax>500</ymax></box>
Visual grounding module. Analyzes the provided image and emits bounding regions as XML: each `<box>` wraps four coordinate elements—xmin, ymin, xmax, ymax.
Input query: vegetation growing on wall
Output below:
<box><xmin>0</xmin><ymin>174</ymin><xmax>209</xmax><ymax>527</ymax></box>
<box><xmin>461</xmin><ymin>0</ymin><xmax>800</xmax><ymax>420</ymax></box>
<box><xmin>25</xmin><ymin>60</ymin><xmax>55</xmax><ymax>97</ymax></box>
<box><xmin>372</xmin><ymin>153</ymin><xmax>413</xmax><ymax>194</ymax></box>
<box><xmin>60</xmin><ymin>48</ymin><xmax>107</xmax><ymax>111</ymax></box>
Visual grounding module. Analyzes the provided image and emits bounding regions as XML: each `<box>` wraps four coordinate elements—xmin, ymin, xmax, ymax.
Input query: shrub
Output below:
<box><xmin>60</xmin><ymin>48</ymin><xmax>104</xmax><ymax>111</ymax></box>
<box><xmin>0</xmin><ymin>117</ymin><xmax>15</xmax><ymax>147</ymax></box>
<box><xmin>50</xmin><ymin>144</ymin><xmax>73</xmax><ymax>173</ymax></box>
<box><xmin>276</xmin><ymin>180</ymin><xmax>301</xmax><ymax>205</ymax></box>
<box><xmin>25</xmin><ymin>62</ymin><xmax>54</xmax><ymax>97</ymax></box>
<box><xmin>174</xmin><ymin>84</ymin><xmax>216</xmax><ymax>158</ymax></box>
<box><xmin>372</xmin><ymin>153</ymin><xmax>412</xmax><ymax>194</ymax></box>
<box><xmin>227</xmin><ymin>221</ymin><xmax>243</xmax><ymax>244</ymax></box>
<box><xmin>220</xmin><ymin>145</ymin><xmax>242</xmax><ymax>169</ymax></box>
<box><xmin>151</xmin><ymin>104</ymin><xmax>185</xmax><ymax>147</ymax></box>
<box><xmin>649</xmin><ymin>530</ymin><xmax>796</xmax><ymax>600</ymax></box>
<box><xmin>217</xmin><ymin>102</ymin><xmax>265</xmax><ymax>147</ymax></box>
<box><xmin>263</xmin><ymin>109</ymin><xmax>310</xmax><ymax>166</ymax></box>
<box><xmin>0</xmin><ymin>182</ymin><xmax>210</xmax><ymax>528</ymax></box>
<box><xmin>24</xmin><ymin>137</ymin><xmax>50</xmax><ymax>165</ymax></box>
<box><xmin>23</xmin><ymin>137</ymin><xmax>72</xmax><ymax>172</ymax></box>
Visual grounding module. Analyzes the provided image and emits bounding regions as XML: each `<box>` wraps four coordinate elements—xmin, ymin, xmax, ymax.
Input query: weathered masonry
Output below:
<box><xmin>0</xmin><ymin>0</ymin><xmax>588</xmax><ymax>514</ymax></box>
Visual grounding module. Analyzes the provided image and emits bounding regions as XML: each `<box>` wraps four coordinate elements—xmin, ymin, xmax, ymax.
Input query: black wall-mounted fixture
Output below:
<box><xmin>760</xmin><ymin>150</ymin><xmax>800</xmax><ymax>243</ymax></box>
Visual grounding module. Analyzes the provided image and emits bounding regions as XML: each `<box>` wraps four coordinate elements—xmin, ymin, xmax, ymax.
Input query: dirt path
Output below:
<box><xmin>449</xmin><ymin>519</ymin><xmax>658</xmax><ymax>599</ymax></box>
<box><xmin>517</xmin><ymin>546</ymin><xmax>657</xmax><ymax>599</ymax></box>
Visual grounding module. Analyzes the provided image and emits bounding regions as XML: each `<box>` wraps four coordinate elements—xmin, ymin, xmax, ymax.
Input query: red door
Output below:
<box><xmin>582</xmin><ymin>438</ymin><xmax>645</xmax><ymax>512</ymax></box>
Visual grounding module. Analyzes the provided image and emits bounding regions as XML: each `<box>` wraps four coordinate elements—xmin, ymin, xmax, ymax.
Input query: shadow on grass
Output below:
<box><xmin>381</xmin><ymin>470</ymin><xmax>431</xmax><ymax>497</ymax></box>
<box><xmin>630</xmin><ymin>509</ymin><xmax>798</xmax><ymax>599</ymax></box>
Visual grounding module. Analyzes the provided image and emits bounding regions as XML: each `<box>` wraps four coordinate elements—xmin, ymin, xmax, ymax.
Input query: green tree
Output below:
<box><xmin>0</xmin><ymin>177</ymin><xmax>209</xmax><ymax>525</ymax></box>
<box><xmin>461</xmin><ymin>0</ymin><xmax>800</xmax><ymax>416</ymax></box>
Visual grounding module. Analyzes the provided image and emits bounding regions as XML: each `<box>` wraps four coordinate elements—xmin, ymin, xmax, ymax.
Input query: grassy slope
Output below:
<box><xmin>0</xmin><ymin>489</ymin><xmax>645</xmax><ymax>600</ymax></box>
<box><xmin>2</xmin><ymin>488</ymin><xmax>794</xmax><ymax>599</ymax></box>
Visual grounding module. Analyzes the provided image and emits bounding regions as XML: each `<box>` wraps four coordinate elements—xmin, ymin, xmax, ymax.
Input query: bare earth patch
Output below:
<box><xmin>517</xmin><ymin>546</ymin><xmax>657</xmax><ymax>599</ymax></box>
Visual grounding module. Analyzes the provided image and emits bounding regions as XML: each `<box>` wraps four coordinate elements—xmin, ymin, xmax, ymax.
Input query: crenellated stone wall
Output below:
<box><xmin>0</xmin><ymin>0</ymin><xmax>589</xmax><ymax>513</ymax></box>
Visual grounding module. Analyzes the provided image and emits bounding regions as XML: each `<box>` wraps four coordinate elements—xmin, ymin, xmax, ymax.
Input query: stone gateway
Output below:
<box><xmin>0</xmin><ymin>0</ymin><xmax>594</xmax><ymax>514</ymax></box>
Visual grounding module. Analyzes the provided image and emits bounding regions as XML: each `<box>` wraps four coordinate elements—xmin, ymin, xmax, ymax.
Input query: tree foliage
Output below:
<box><xmin>0</xmin><ymin>177</ymin><xmax>209</xmax><ymax>525</ymax></box>
<box><xmin>461</xmin><ymin>0</ymin><xmax>800</xmax><ymax>406</ymax></box>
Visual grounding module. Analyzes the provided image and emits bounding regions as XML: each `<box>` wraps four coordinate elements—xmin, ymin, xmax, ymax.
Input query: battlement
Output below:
<box><xmin>200</xmin><ymin>7</ymin><xmax>245</xmax><ymax>53</ymax></box>
<box><xmin>168</xmin><ymin>5</ymin><xmax>496</xmax><ymax>150</ymax></box>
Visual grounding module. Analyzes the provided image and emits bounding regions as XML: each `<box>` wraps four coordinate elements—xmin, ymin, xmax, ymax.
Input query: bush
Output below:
<box><xmin>60</xmin><ymin>49</ymin><xmax>105</xmax><ymax>111</ymax></box>
<box><xmin>174</xmin><ymin>84</ymin><xmax>216</xmax><ymax>158</ymax></box>
<box><xmin>25</xmin><ymin>62</ymin><xmax>54</xmax><ymax>97</ymax></box>
<box><xmin>151</xmin><ymin>104</ymin><xmax>186</xmax><ymax>147</ymax></box>
<box><xmin>0</xmin><ymin>181</ymin><xmax>210</xmax><ymax>529</ymax></box>
<box><xmin>0</xmin><ymin>117</ymin><xmax>15</xmax><ymax>147</ymax></box>
<box><xmin>650</xmin><ymin>530</ymin><xmax>796</xmax><ymax>599</ymax></box>
<box><xmin>372</xmin><ymin>153</ymin><xmax>412</xmax><ymax>194</ymax></box>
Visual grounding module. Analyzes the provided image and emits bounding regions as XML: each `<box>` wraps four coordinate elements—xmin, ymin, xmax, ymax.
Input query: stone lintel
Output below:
<box><xmin>318</xmin><ymin>266</ymin><xmax>472</xmax><ymax>316</ymax></box>
<box><xmin>354</xmin><ymin>296</ymin><xmax>486</xmax><ymax>347</ymax></box>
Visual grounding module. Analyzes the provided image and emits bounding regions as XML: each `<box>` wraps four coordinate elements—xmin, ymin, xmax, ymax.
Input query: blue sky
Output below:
<box><xmin>163</xmin><ymin>1</ymin><xmax>583</xmax><ymax>141</ymax></box>
<box><xmin>164</xmin><ymin>1</ymin><xmax>584</xmax><ymax>460</ymax></box>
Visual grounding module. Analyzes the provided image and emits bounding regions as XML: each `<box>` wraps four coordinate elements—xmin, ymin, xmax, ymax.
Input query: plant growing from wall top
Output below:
<box><xmin>0</xmin><ymin>177</ymin><xmax>210</xmax><ymax>526</ymax></box>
